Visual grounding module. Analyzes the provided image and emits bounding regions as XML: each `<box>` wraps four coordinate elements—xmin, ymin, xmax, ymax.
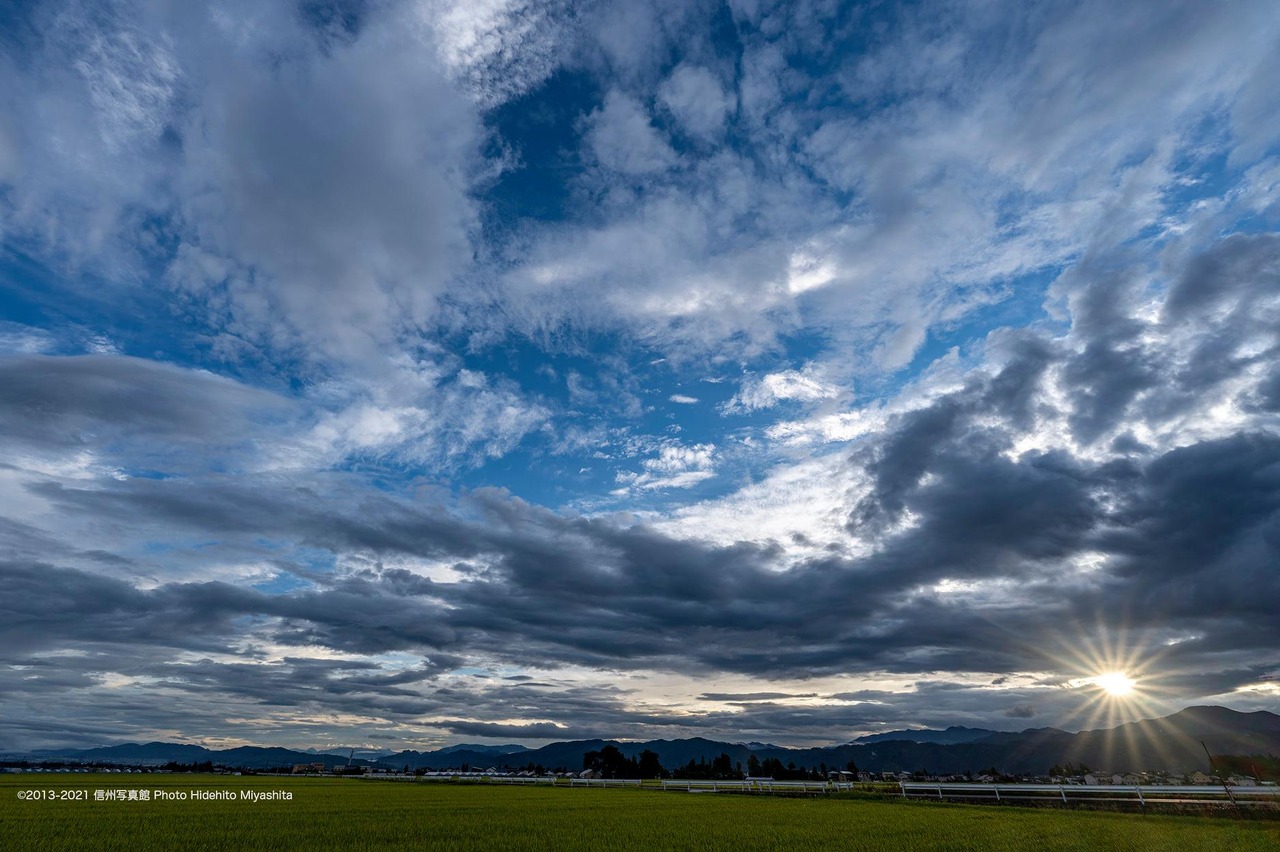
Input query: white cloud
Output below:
<box><xmin>724</xmin><ymin>365</ymin><xmax>842</xmax><ymax>413</ymax></box>
<box><xmin>658</xmin><ymin>451</ymin><xmax>866</xmax><ymax>563</ymax></box>
<box><xmin>659</xmin><ymin>64</ymin><xmax>735</xmax><ymax>141</ymax></box>
<box><xmin>424</xmin><ymin>0</ymin><xmax>569</xmax><ymax>107</ymax></box>
<box><xmin>0</xmin><ymin>324</ymin><xmax>55</xmax><ymax>355</ymax></box>
<box><xmin>669</xmin><ymin>394</ymin><xmax>699</xmax><ymax>404</ymax></box>
<box><xmin>615</xmin><ymin>442</ymin><xmax>716</xmax><ymax>491</ymax></box>
<box><xmin>763</xmin><ymin>349</ymin><xmax>967</xmax><ymax>446</ymax></box>
<box><xmin>587</xmin><ymin>90</ymin><xmax>677</xmax><ymax>175</ymax></box>
<box><xmin>171</xmin><ymin>6</ymin><xmax>479</xmax><ymax>367</ymax></box>
<box><xmin>2</xmin><ymin>1</ymin><xmax>483</xmax><ymax>374</ymax></box>
<box><xmin>283</xmin><ymin>363</ymin><xmax>548</xmax><ymax>472</ymax></box>
<box><xmin>486</xmin><ymin>0</ymin><xmax>1280</xmax><ymax>377</ymax></box>
<box><xmin>57</xmin><ymin>3</ymin><xmax>181</xmax><ymax>153</ymax></box>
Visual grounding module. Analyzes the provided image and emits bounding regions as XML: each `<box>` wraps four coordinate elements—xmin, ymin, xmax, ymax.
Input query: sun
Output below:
<box><xmin>1095</xmin><ymin>671</ymin><xmax>1135</xmax><ymax>697</ymax></box>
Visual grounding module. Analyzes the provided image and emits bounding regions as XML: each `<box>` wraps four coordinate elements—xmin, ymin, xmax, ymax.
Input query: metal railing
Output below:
<box><xmin>900</xmin><ymin>782</ymin><xmax>1280</xmax><ymax>807</ymax></box>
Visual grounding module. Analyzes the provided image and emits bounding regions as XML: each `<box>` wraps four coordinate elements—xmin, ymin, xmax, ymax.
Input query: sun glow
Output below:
<box><xmin>1095</xmin><ymin>671</ymin><xmax>1135</xmax><ymax>697</ymax></box>
<box><xmin>1045</xmin><ymin>624</ymin><xmax>1176</xmax><ymax>733</ymax></box>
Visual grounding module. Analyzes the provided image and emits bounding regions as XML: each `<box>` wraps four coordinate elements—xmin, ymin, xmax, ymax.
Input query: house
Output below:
<box><xmin>1187</xmin><ymin>771</ymin><xmax>1213</xmax><ymax>785</ymax></box>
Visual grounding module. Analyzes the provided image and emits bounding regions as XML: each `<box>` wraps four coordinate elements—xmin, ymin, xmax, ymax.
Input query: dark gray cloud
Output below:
<box><xmin>0</xmin><ymin>354</ymin><xmax>293</xmax><ymax>462</ymax></box>
<box><xmin>439</xmin><ymin>721</ymin><xmax>597</xmax><ymax>740</ymax></box>
<box><xmin>698</xmin><ymin>693</ymin><xmax>818</xmax><ymax>702</ymax></box>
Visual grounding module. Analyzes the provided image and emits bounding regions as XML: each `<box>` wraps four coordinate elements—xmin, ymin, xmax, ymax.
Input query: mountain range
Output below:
<box><xmin>9</xmin><ymin>706</ymin><xmax>1278</xmax><ymax>776</ymax></box>
<box><xmin>852</xmin><ymin>726</ymin><xmax>1000</xmax><ymax>746</ymax></box>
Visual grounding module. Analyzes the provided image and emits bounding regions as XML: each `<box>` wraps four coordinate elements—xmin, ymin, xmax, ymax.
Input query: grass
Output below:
<box><xmin>3</xmin><ymin>773</ymin><xmax>1279</xmax><ymax>851</ymax></box>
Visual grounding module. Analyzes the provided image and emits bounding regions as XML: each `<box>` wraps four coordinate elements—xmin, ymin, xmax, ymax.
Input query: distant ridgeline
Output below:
<box><xmin>7</xmin><ymin>706</ymin><xmax>1279</xmax><ymax>778</ymax></box>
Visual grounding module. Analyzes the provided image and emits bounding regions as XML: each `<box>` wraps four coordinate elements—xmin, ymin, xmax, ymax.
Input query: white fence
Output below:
<box><xmin>569</xmin><ymin>778</ymin><xmax>643</xmax><ymax>787</ymax></box>
<box><xmin>411</xmin><ymin>774</ymin><xmax>555</xmax><ymax>784</ymax></box>
<box><xmin>901</xmin><ymin>782</ymin><xmax>1280</xmax><ymax>807</ymax></box>
<box><xmin>661</xmin><ymin>779</ymin><xmax>829</xmax><ymax>794</ymax></box>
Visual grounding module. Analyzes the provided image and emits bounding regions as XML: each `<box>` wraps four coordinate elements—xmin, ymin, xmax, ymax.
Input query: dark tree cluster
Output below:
<box><xmin>745</xmin><ymin>753</ymin><xmax>824</xmax><ymax>781</ymax></box>
<box><xmin>582</xmin><ymin>746</ymin><xmax>665</xmax><ymax>779</ymax></box>
<box><xmin>1211</xmin><ymin>754</ymin><xmax>1279</xmax><ymax>781</ymax></box>
<box><xmin>161</xmin><ymin>760</ymin><xmax>217</xmax><ymax>773</ymax></box>
<box><xmin>673</xmin><ymin>753</ymin><xmax>741</xmax><ymax>780</ymax></box>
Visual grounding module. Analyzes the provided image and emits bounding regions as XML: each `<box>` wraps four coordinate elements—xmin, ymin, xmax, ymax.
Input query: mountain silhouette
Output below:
<box><xmin>15</xmin><ymin>706</ymin><xmax>1279</xmax><ymax>776</ymax></box>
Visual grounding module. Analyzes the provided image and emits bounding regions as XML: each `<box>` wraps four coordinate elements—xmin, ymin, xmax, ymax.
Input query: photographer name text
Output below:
<box><xmin>17</xmin><ymin>789</ymin><xmax>294</xmax><ymax>803</ymax></box>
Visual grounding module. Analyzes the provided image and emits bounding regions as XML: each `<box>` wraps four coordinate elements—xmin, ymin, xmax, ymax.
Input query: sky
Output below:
<box><xmin>2</xmin><ymin>0</ymin><xmax>1279</xmax><ymax>753</ymax></box>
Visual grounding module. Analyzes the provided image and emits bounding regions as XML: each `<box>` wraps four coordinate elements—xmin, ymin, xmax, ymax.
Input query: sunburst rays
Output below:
<box><xmin>1031</xmin><ymin>617</ymin><xmax>1199</xmax><ymax>773</ymax></box>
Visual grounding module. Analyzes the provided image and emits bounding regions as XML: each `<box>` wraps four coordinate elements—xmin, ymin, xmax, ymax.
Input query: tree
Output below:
<box><xmin>584</xmin><ymin>745</ymin><xmax>641</xmax><ymax>779</ymax></box>
<box><xmin>756</xmin><ymin>757</ymin><xmax>809</xmax><ymax>780</ymax></box>
<box><xmin>712</xmin><ymin>753</ymin><xmax>737</xmax><ymax>779</ymax></box>
<box><xmin>747</xmin><ymin>754</ymin><xmax>761</xmax><ymax>776</ymax></box>
<box><xmin>637</xmin><ymin>749</ymin><xmax>664</xmax><ymax>779</ymax></box>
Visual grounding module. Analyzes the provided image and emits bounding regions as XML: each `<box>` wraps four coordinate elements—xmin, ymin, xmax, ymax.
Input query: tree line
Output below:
<box><xmin>580</xmin><ymin>745</ymin><xmax>857</xmax><ymax>781</ymax></box>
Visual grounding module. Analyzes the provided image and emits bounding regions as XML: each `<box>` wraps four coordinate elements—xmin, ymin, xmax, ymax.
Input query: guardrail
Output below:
<box><xmin>900</xmin><ymin>782</ymin><xmax>1280</xmax><ymax>807</ymax></box>
<box><xmin>569</xmin><ymin>778</ymin><xmax>643</xmax><ymax>787</ymax></box>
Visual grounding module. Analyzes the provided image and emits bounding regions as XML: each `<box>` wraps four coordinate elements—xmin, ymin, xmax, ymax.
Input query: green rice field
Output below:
<box><xmin>3</xmin><ymin>773</ymin><xmax>1279</xmax><ymax>851</ymax></box>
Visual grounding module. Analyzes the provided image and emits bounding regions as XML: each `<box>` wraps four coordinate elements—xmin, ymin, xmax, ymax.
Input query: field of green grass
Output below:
<box><xmin>3</xmin><ymin>773</ymin><xmax>1279</xmax><ymax>851</ymax></box>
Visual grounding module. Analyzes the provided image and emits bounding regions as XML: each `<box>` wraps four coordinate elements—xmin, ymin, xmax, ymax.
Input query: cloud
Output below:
<box><xmin>615</xmin><ymin>442</ymin><xmax>716</xmax><ymax>491</ymax></box>
<box><xmin>0</xmin><ymin>354</ymin><xmax>294</xmax><ymax>469</ymax></box>
<box><xmin>0</xmin><ymin>324</ymin><xmax>56</xmax><ymax>355</ymax></box>
<box><xmin>724</xmin><ymin>366</ymin><xmax>842</xmax><ymax>413</ymax></box>
<box><xmin>170</xmin><ymin>6</ymin><xmax>479</xmax><ymax>366</ymax></box>
<box><xmin>481</xmin><ymin>0</ymin><xmax>1280</xmax><ymax>373</ymax></box>
<box><xmin>698</xmin><ymin>692</ymin><xmax>817</xmax><ymax>702</ymax></box>
<box><xmin>658</xmin><ymin>63</ymin><xmax>735</xmax><ymax>142</ymax></box>
<box><xmin>3</xmin><ymin>0</ymin><xmax>481</xmax><ymax>370</ymax></box>
<box><xmin>426</xmin><ymin>0</ymin><xmax>572</xmax><ymax>107</ymax></box>
<box><xmin>293</xmin><ymin>365</ymin><xmax>550</xmax><ymax>471</ymax></box>
<box><xmin>4</xmin><ymin>0</ymin><xmax>1280</xmax><ymax>752</ymax></box>
<box><xmin>586</xmin><ymin>90</ymin><xmax>677</xmax><ymax>176</ymax></box>
<box><xmin>438</xmin><ymin>720</ymin><xmax>584</xmax><ymax>740</ymax></box>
